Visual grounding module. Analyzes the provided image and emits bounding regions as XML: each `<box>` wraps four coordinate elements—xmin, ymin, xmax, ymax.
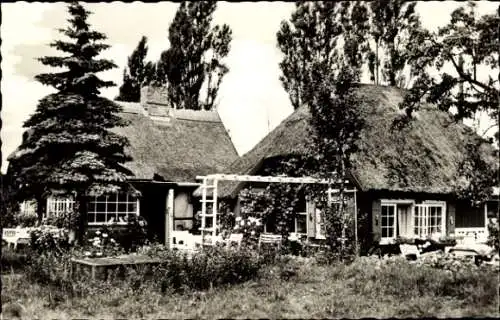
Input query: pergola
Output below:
<box><xmin>195</xmin><ymin>174</ymin><xmax>358</xmax><ymax>251</ymax></box>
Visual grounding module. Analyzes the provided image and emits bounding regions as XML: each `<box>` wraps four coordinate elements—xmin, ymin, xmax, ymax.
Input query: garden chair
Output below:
<box><xmin>224</xmin><ymin>233</ymin><xmax>244</xmax><ymax>249</ymax></box>
<box><xmin>258</xmin><ymin>233</ymin><xmax>283</xmax><ymax>251</ymax></box>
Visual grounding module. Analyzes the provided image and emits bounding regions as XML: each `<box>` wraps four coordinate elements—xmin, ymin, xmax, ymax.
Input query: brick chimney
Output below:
<box><xmin>140</xmin><ymin>86</ymin><xmax>172</xmax><ymax>119</ymax></box>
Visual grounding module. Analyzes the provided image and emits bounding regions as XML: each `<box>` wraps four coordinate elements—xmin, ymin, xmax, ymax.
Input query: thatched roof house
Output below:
<box><xmin>209</xmin><ymin>84</ymin><xmax>497</xmax><ymax>198</ymax></box>
<box><xmin>8</xmin><ymin>86</ymin><xmax>239</xmax><ymax>246</ymax></box>
<box><xmin>195</xmin><ymin>84</ymin><xmax>498</xmax><ymax>246</ymax></box>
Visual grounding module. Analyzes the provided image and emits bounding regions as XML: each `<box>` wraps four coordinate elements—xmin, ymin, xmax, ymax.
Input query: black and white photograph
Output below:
<box><xmin>1</xmin><ymin>1</ymin><xmax>499</xmax><ymax>318</ymax></box>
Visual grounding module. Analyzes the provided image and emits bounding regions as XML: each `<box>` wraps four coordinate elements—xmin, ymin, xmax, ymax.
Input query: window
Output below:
<box><xmin>414</xmin><ymin>203</ymin><xmax>444</xmax><ymax>238</ymax></box>
<box><xmin>295</xmin><ymin>212</ymin><xmax>307</xmax><ymax>234</ymax></box>
<box><xmin>87</xmin><ymin>193</ymin><xmax>139</xmax><ymax>225</ymax></box>
<box><xmin>20</xmin><ymin>200</ymin><xmax>37</xmax><ymax>216</ymax></box>
<box><xmin>294</xmin><ymin>197</ymin><xmax>308</xmax><ymax>234</ymax></box>
<box><xmin>46</xmin><ymin>197</ymin><xmax>75</xmax><ymax>219</ymax></box>
<box><xmin>381</xmin><ymin>204</ymin><xmax>396</xmax><ymax>240</ymax></box>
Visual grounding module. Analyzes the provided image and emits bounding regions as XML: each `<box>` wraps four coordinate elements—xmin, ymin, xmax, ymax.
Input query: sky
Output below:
<box><xmin>1</xmin><ymin>1</ymin><xmax>498</xmax><ymax>173</ymax></box>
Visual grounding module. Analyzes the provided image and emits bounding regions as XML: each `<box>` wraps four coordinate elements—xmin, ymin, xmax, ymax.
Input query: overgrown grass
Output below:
<box><xmin>1</xmin><ymin>252</ymin><xmax>499</xmax><ymax>319</ymax></box>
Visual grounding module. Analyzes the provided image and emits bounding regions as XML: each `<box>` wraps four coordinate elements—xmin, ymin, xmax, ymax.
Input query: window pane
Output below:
<box><xmin>96</xmin><ymin>203</ymin><xmax>106</xmax><ymax>213</ymax></box>
<box><xmin>118</xmin><ymin>203</ymin><xmax>127</xmax><ymax>213</ymax></box>
<box><xmin>388</xmin><ymin>206</ymin><xmax>394</xmax><ymax>216</ymax></box>
<box><xmin>107</xmin><ymin>203</ymin><xmax>117</xmax><ymax>213</ymax></box>
<box><xmin>382</xmin><ymin>216</ymin><xmax>388</xmax><ymax>227</ymax></box>
<box><xmin>95</xmin><ymin>213</ymin><xmax>106</xmax><ymax>223</ymax></box>
<box><xmin>128</xmin><ymin>203</ymin><xmax>137</xmax><ymax>213</ymax></box>
<box><xmin>296</xmin><ymin>215</ymin><xmax>307</xmax><ymax>233</ymax></box>
<box><xmin>381</xmin><ymin>206</ymin><xmax>387</xmax><ymax>216</ymax></box>
<box><xmin>388</xmin><ymin>216</ymin><xmax>394</xmax><ymax>226</ymax></box>
<box><xmin>297</xmin><ymin>198</ymin><xmax>306</xmax><ymax>213</ymax></box>
<box><xmin>382</xmin><ymin>228</ymin><xmax>388</xmax><ymax>238</ymax></box>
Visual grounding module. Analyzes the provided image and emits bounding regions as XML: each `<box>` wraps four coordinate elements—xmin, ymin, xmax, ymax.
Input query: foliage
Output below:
<box><xmin>140</xmin><ymin>246</ymin><xmax>265</xmax><ymax>292</ymax></box>
<box><xmin>487</xmin><ymin>216</ymin><xmax>499</xmax><ymax>252</ymax></box>
<box><xmin>1</xmin><ymin>247</ymin><xmax>29</xmax><ymax>272</ymax></box>
<box><xmin>347</xmin><ymin>256</ymin><xmax>498</xmax><ymax>306</ymax></box>
<box><xmin>30</xmin><ymin>226</ymin><xmax>71</xmax><ymax>255</ymax></box>
<box><xmin>277</xmin><ymin>1</ymin><xmax>367</xmax><ymax>109</ymax></box>
<box><xmin>304</xmin><ymin>61</ymin><xmax>364</xmax><ymax>257</ymax></box>
<box><xmin>43</xmin><ymin>210</ymin><xmax>80</xmax><ymax>229</ymax></box>
<box><xmin>455</xmin><ymin>140</ymin><xmax>499</xmax><ymax>206</ymax></box>
<box><xmin>8</xmin><ymin>2</ymin><xmax>135</xmax><ymax>240</ymax></box>
<box><xmin>116</xmin><ymin>36</ymin><xmax>155</xmax><ymax>102</ymax></box>
<box><xmin>367</xmin><ymin>0</ymin><xmax>420</xmax><ymax>86</ymax></box>
<box><xmin>6</xmin><ymin>251</ymin><xmax>498</xmax><ymax>318</ymax></box>
<box><xmin>231</xmin><ymin>216</ymin><xmax>264</xmax><ymax>246</ymax></box>
<box><xmin>83</xmin><ymin>216</ymin><xmax>148</xmax><ymax>254</ymax></box>
<box><xmin>1</xmin><ymin>173</ymin><xmax>19</xmax><ymax>228</ymax></box>
<box><xmin>401</xmin><ymin>2</ymin><xmax>499</xmax><ymax>140</ymax></box>
<box><xmin>277</xmin><ymin>1</ymin><xmax>367</xmax><ymax>259</ymax></box>
<box><xmin>16</xmin><ymin>211</ymin><xmax>39</xmax><ymax>227</ymax></box>
<box><xmin>154</xmin><ymin>1</ymin><xmax>232</xmax><ymax>110</ymax></box>
<box><xmin>77</xmin><ymin>228</ymin><xmax>125</xmax><ymax>258</ymax></box>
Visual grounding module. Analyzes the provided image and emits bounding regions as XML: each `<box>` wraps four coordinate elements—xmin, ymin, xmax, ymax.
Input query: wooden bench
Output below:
<box><xmin>2</xmin><ymin>228</ymin><xmax>32</xmax><ymax>250</ymax></box>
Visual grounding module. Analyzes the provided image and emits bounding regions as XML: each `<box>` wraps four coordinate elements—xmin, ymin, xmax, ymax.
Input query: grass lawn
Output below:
<box><xmin>2</xmin><ymin>255</ymin><xmax>499</xmax><ymax>319</ymax></box>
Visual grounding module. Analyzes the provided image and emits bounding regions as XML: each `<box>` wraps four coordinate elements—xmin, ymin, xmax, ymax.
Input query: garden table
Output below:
<box><xmin>70</xmin><ymin>254</ymin><xmax>164</xmax><ymax>280</ymax></box>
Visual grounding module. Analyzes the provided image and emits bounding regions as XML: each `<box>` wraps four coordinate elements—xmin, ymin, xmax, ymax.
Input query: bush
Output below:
<box><xmin>1</xmin><ymin>247</ymin><xmax>29</xmax><ymax>273</ymax></box>
<box><xmin>77</xmin><ymin>228</ymin><xmax>125</xmax><ymax>258</ymax></box>
<box><xmin>146</xmin><ymin>246</ymin><xmax>265</xmax><ymax>292</ymax></box>
<box><xmin>16</xmin><ymin>211</ymin><xmax>38</xmax><ymax>227</ymax></box>
<box><xmin>43</xmin><ymin>210</ymin><xmax>79</xmax><ymax>229</ymax></box>
<box><xmin>344</xmin><ymin>256</ymin><xmax>498</xmax><ymax>304</ymax></box>
<box><xmin>30</xmin><ymin>226</ymin><xmax>71</xmax><ymax>255</ymax></box>
<box><xmin>487</xmin><ymin>217</ymin><xmax>499</xmax><ymax>252</ymax></box>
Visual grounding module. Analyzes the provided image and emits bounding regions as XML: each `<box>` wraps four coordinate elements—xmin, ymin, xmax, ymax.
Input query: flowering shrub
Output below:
<box><xmin>232</xmin><ymin>216</ymin><xmax>264</xmax><ymax>246</ymax></box>
<box><xmin>30</xmin><ymin>226</ymin><xmax>71</xmax><ymax>255</ymax></box>
<box><xmin>77</xmin><ymin>229</ymin><xmax>125</xmax><ymax>258</ymax></box>
<box><xmin>43</xmin><ymin>210</ymin><xmax>79</xmax><ymax>229</ymax></box>
<box><xmin>487</xmin><ymin>217</ymin><xmax>499</xmax><ymax>251</ymax></box>
<box><xmin>16</xmin><ymin>211</ymin><xmax>38</xmax><ymax>227</ymax></box>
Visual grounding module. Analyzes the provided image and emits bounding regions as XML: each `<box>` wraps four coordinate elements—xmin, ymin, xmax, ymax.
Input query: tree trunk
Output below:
<box><xmin>389</xmin><ymin>44</ymin><xmax>396</xmax><ymax>87</ymax></box>
<box><xmin>339</xmin><ymin>150</ymin><xmax>346</xmax><ymax>262</ymax></box>
<box><xmin>36</xmin><ymin>195</ymin><xmax>45</xmax><ymax>225</ymax></box>
<box><xmin>75</xmin><ymin>193</ymin><xmax>87</xmax><ymax>244</ymax></box>
<box><xmin>375</xmin><ymin>39</ymin><xmax>379</xmax><ymax>85</ymax></box>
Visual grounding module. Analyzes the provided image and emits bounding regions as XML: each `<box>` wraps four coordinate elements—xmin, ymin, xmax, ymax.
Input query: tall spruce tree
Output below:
<box><xmin>154</xmin><ymin>1</ymin><xmax>232</xmax><ymax>110</ymax></box>
<box><xmin>9</xmin><ymin>2</ymin><xmax>133</xmax><ymax>235</ymax></box>
<box><xmin>116</xmin><ymin>36</ymin><xmax>154</xmax><ymax>102</ymax></box>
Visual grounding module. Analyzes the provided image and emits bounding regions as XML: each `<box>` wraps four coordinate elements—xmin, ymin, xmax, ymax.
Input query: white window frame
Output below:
<box><xmin>294</xmin><ymin>208</ymin><xmax>308</xmax><ymax>235</ymax></box>
<box><xmin>380</xmin><ymin>203</ymin><xmax>397</xmax><ymax>243</ymax></box>
<box><xmin>46</xmin><ymin>197</ymin><xmax>75</xmax><ymax>219</ymax></box>
<box><xmin>414</xmin><ymin>201</ymin><xmax>446</xmax><ymax>239</ymax></box>
<box><xmin>87</xmin><ymin>193</ymin><xmax>140</xmax><ymax>226</ymax></box>
<box><xmin>379</xmin><ymin>199</ymin><xmax>446</xmax><ymax>243</ymax></box>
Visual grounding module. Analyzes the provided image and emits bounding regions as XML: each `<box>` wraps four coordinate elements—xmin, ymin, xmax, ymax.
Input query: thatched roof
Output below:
<box><xmin>7</xmin><ymin>97</ymin><xmax>238</xmax><ymax>184</ymax></box>
<box><xmin>113</xmin><ymin>101</ymin><xmax>238</xmax><ymax>182</ymax></box>
<box><xmin>202</xmin><ymin>84</ymin><xmax>497</xmax><ymax>198</ymax></box>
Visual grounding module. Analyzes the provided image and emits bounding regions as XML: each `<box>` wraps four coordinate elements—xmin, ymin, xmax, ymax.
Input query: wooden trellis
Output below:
<box><xmin>196</xmin><ymin>174</ymin><xmax>358</xmax><ymax>252</ymax></box>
